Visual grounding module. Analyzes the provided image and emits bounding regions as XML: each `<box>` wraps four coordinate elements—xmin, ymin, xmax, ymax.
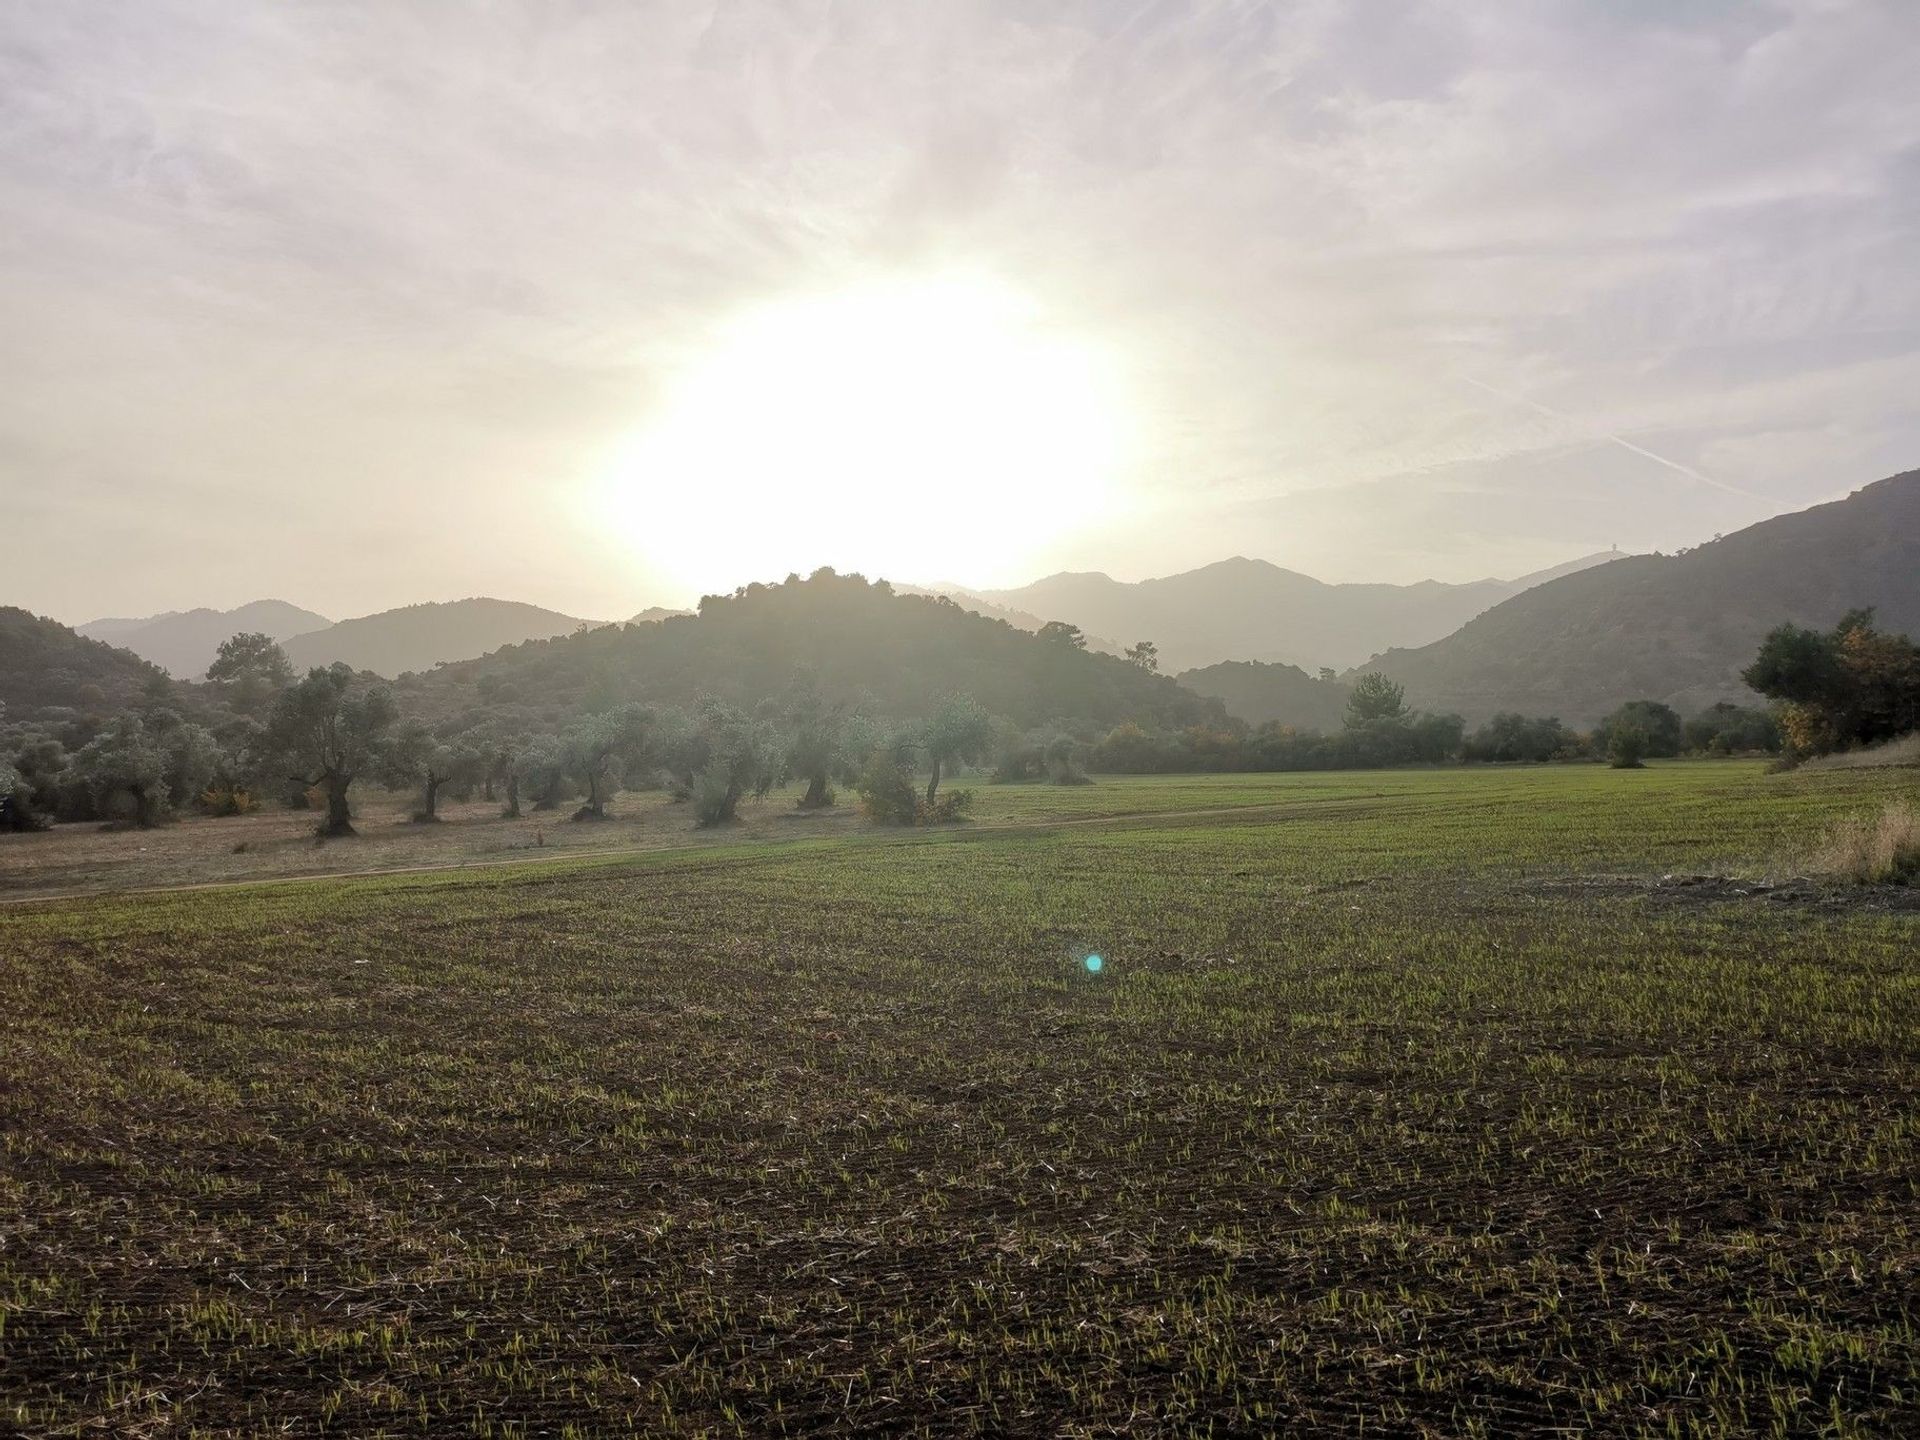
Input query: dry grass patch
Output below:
<box><xmin>1812</xmin><ymin>799</ymin><xmax>1920</xmax><ymax>884</ymax></box>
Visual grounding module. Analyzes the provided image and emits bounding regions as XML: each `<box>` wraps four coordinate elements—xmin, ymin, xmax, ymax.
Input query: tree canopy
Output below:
<box><xmin>260</xmin><ymin>663</ymin><xmax>401</xmax><ymax>835</ymax></box>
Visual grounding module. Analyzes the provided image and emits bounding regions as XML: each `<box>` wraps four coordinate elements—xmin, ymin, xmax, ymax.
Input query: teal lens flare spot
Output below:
<box><xmin>1084</xmin><ymin>954</ymin><xmax>1104</xmax><ymax>974</ymax></box>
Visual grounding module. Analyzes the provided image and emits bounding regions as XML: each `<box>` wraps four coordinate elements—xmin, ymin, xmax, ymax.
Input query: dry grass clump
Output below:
<box><xmin>1805</xmin><ymin>731</ymin><xmax>1920</xmax><ymax>770</ymax></box>
<box><xmin>1812</xmin><ymin>800</ymin><xmax>1920</xmax><ymax>885</ymax></box>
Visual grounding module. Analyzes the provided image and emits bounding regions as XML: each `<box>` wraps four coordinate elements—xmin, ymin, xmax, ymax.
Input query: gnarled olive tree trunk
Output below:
<box><xmin>321</xmin><ymin>773</ymin><xmax>355</xmax><ymax>837</ymax></box>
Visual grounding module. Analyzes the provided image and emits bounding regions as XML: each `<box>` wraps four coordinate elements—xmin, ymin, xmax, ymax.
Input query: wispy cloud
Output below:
<box><xmin>3</xmin><ymin>0</ymin><xmax>1917</xmax><ymax>616</ymax></box>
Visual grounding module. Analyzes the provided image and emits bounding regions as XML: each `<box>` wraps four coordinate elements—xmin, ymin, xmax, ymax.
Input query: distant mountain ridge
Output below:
<box><xmin>79</xmin><ymin>599</ymin><xmax>332</xmax><ymax>678</ymax></box>
<box><xmin>282</xmin><ymin>598</ymin><xmax>601</xmax><ymax>677</ymax></box>
<box><xmin>1367</xmin><ymin>468</ymin><xmax>1920</xmax><ymax>725</ymax></box>
<box><xmin>955</xmin><ymin>551</ymin><xmax>1623</xmax><ymax>673</ymax></box>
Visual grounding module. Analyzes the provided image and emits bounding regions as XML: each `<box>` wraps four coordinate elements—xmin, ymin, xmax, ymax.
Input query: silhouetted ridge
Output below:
<box><xmin>1366</xmin><ymin>469</ymin><xmax>1920</xmax><ymax>725</ymax></box>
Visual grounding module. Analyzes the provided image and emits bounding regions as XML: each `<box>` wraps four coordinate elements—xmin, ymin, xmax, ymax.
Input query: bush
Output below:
<box><xmin>920</xmin><ymin>787</ymin><xmax>974</xmax><ymax>823</ymax></box>
<box><xmin>856</xmin><ymin>751</ymin><xmax>975</xmax><ymax>824</ymax></box>
<box><xmin>1463</xmin><ymin>713</ymin><xmax>1586</xmax><ymax>763</ymax></box>
<box><xmin>856</xmin><ymin>750</ymin><xmax>920</xmax><ymax>824</ymax></box>
<box><xmin>1597</xmin><ymin>700</ymin><xmax>1683</xmax><ymax>759</ymax></box>
<box><xmin>1683</xmin><ymin>703</ymin><xmax>1780</xmax><ymax>755</ymax></box>
<box><xmin>1812</xmin><ymin>801</ymin><xmax>1920</xmax><ymax>885</ymax></box>
<box><xmin>198</xmin><ymin>786</ymin><xmax>256</xmax><ymax>816</ymax></box>
<box><xmin>1608</xmin><ymin>723</ymin><xmax>1649</xmax><ymax>769</ymax></box>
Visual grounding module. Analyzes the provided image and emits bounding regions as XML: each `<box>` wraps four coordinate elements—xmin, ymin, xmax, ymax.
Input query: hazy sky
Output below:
<box><xmin>5</xmin><ymin>0</ymin><xmax>1918</xmax><ymax>624</ymax></box>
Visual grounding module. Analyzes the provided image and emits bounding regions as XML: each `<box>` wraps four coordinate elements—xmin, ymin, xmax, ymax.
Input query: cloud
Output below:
<box><xmin>2</xmin><ymin>0</ymin><xmax>1917</xmax><ymax>617</ymax></box>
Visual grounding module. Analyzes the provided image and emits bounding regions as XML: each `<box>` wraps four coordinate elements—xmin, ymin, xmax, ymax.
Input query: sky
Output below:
<box><xmin>4</xmin><ymin>0</ymin><xmax>1918</xmax><ymax>625</ymax></box>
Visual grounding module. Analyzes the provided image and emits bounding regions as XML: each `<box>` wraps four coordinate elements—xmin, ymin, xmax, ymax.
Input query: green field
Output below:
<box><xmin>3</xmin><ymin>761</ymin><xmax>1917</xmax><ymax>1436</ymax></box>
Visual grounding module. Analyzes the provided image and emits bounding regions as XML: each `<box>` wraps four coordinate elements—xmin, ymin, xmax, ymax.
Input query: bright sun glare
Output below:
<box><xmin>596</xmin><ymin>274</ymin><xmax>1134</xmax><ymax>597</ymax></box>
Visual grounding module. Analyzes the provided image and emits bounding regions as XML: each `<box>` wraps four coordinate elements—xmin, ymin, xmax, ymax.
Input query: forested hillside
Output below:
<box><xmin>1369</xmin><ymin>469</ymin><xmax>1920</xmax><ymax>725</ymax></box>
<box><xmin>1</xmin><ymin>608</ymin><xmax>168</xmax><ymax>721</ymax></box>
<box><xmin>403</xmin><ymin>570</ymin><xmax>1222</xmax><ymax>732</ymax></box>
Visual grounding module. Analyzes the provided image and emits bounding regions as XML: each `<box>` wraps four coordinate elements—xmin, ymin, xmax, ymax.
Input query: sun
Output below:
<box><xmin>594</xmin><ymin>272</ymin><xmax>1135</xmax><ymax>597</ymax></box>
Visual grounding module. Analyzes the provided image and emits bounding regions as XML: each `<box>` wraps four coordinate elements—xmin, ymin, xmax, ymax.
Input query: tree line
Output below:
<box><xmin>7</xmin><ymin>598</ymin><xmax>1912</xmax><ymax>834</ymax></box>
<box><xmin>0</xmin><ymin>632</ymin><xmax>1015</xmax><ymax>834</ymax></box>
<box><xmin>1083</xmin><ymin>668</ymin><xmax>1789</xmax><ymax>774</ymax></box>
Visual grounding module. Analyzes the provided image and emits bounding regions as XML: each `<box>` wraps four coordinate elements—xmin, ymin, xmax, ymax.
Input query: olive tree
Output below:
<box><xmin>687</xmin><ymin>701</ymin><xmax>780</xmax><ymax>826</ymax></box>
<box><xmin>921</xmin><ymin>694</ymin><xmax>994</xmax><ymax>805</ymax></box>
<box><xmin>0</xmin><ymin>756</ymin><xmax>33</xmax><ymax>831</ymax></box>
<box><xmin>70</xmin><ymin>714</ymin><xmax>171</xmax><ymax>827</ymax></box>
<box><xmin>782</xmin><ymin>679</ymin><xmax>872</xmax><ymax>809</ymax></box>
<box><xmin>564</xmin><ymin>704</ymin><xmax>652</xmax><ymax>820</ymax></box>
<box><xmin>382</xmin><ymin>723</ymin><xmax>481</xmax><ymax>823</ymax></box>
<box><xmin>261</xmin><ymin>663</ymin><xmax>400</xmax><ymax>836</ymax></box>
<box><xmin>514</xmin><ymin>734</ymin><xmax>571</xmax><ymax>812</ymax></box>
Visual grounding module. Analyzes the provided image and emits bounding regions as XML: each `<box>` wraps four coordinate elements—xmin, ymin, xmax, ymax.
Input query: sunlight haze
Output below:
<box><xmin>4</xmin><ymin>1</ymin><xmax>1918</xmax><ymax>621</ymax></box>
<box><xmin>592</xmin><ymin>272</ymin><xmax>1136</xmax><ymax>595</ymax></box>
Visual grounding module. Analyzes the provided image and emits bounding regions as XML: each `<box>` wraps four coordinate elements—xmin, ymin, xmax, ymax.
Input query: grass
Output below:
<box><xmin>1812</xmin><ymin>800</ymin><xmax>1920</xmax><ymax>885</ymax></box>
<box><xmin>2</xmin><ymin>760</ymin><xmax>1918</xmax><ymax>1435</ymax></box>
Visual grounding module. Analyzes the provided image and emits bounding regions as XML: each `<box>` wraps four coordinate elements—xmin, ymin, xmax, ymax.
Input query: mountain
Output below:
<box><xmin>629</xmin><ymin>607</ymin><xmax>695</xmax><ymax>625</ymax></box>
<box><xmin>1177</xmin><ymin>660</ymin><xmax>1351</xmax><ymax>730</ymax></box>
<box><xmin>2</xmin><ymin>608</ymin><xmax>169</xmax><ymax>721</ymax></box>
<box><xmin>283</xmin><ymin>599</ymin><xmax>600</xmax><ymax>678</ymax></box>
<box><xmin>971</xmin><ymin>551</ymin><xmax>1623</xmax><ymax>673</ymax></box>
<box><xmin>79</xmin><ymin>600</ymin><xmax>332</xmax><ymax>678</ymax></box>
<box><xmin>1367</xmin><ymin>469</ymin><xmax>1920</xmax><ymax>726</ymax></box>
<box><xmin>402</xmin><ymin>571</ymin><xmax>1223</xmax><ymax>732</ymax></box>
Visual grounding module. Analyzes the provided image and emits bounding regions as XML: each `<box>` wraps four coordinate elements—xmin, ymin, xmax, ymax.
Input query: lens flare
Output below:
<box><xmin>1084</xmin><ymin>954</ymin><xmax>1104</xmax><ymax>974</ymax></box>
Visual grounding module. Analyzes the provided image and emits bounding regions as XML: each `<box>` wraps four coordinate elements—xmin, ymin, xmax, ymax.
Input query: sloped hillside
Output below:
<box><xmin>1</xmin><ymin>608</ymin><xmax>169</xmax><ymax>721</ymax></box>
<box><xmin>901</xmin><ymin>586</ymin><xmax>1124</xmax><ymax>656</ymax></box>
<box><xmin>283</xmin><ymin>599</ymin><xmax>598</xmax><ymax>677</ymax></box>
<box><xmin>403</xmin><ymin>570</ymin><xmax>1225</xmax><ymax>731</ymax></box>
<box><xmin>1368</xmin><ymin>469</ymin><xmax>1920</xmax><ymax>725</ymax></box>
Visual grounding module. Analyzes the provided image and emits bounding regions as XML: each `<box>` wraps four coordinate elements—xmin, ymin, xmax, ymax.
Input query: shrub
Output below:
<box><xmin>920</xmin><ymin>787</ymin><xmax>974</xmax><ymax>824</ymax></box>
<box><xmin>1683</xmin><ymin>702</ymin><xmax>1780</xmax><ymax>755</ymax></box>
<box><xmin>856</xmin><ymin>750</ymin><xmax>920</xmax><ymax>824</ymax></box>
<box><xmin>856</xmin><ymin>751</ymin><xmax>974</xmax><ymax>824</ymax></box>
<box><xmin>1811</xmin><ymin>801</ymin><xmax>1920</xmax><ymax>885</ymax></box>
<box><xmin>1608</xmin><ymin>723</ymin><xmax>1649</xmax><ymax>769</ymax></box>
<box><xmin>199</xmin><ymin>786</ymin><xmax>256</xmax><ymax>816</ymax></box>
<box><xmin>1463</xmin><ymin>713</ymin><xmax>1585</xmax><ymax>763</ymax></box>
<box><xmin>1597</xmin><ymin>700</ymin><xmax>1683</xmax><ymax>758</ymax></box>
<box><xmin>1</xmin><ymin>759</ymin><xmax>47</xmax><ymax>831</ymax></box>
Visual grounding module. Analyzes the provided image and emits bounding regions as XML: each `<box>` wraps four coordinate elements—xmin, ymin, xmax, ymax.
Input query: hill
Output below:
<box><xmin>1</xmin><ymin>608</ymin><xmax>169</xmax><ymax>721</ymax></box>
<box><xmin>403</xmin><ymin>571</ymin><xmax>1224</xmax><ymax>732</ymax></box>
<box><xmin>900</xmin><ymin>586</ymin><xmax>1125</xmax><ymax>656</ymax></box>
<box><xmin>78</xmin><ymin>599</ymin><xmax>332</xmax><ymax>678</ymax></box>
<box><xmin>1367</xmin><ymin>469</ymin><xmax>1920</xmax><ymax>725</ymax></box>
<box><xmin>282</xmin><ymin>599</ymin><xmax>599</xmax><ymax>677</ymax></box>
<box><xmin>1177</xmin><ymin>660</ymin><xmax>1351</xmax><ymax>730</ymax></box>
<box><xmin>972</xmin><ymin>551</ymin><xmax>1622</xmax><ymax>673</ymax></box>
